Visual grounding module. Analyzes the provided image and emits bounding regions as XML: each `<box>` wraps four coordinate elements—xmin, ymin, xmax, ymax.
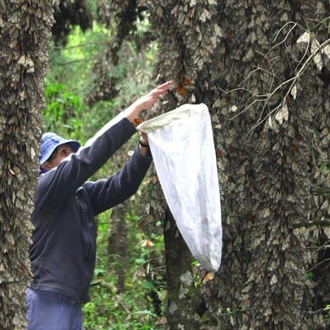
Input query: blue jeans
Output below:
<box><xmin>26</xmin><ymin>288</ymin><xmax>83</xmax><ymax>330</ymax></box>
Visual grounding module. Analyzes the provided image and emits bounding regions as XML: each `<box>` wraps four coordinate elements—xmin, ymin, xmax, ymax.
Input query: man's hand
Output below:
<box><xmin>124</xmin><ymin>81</ymin><xmax>172</xmax><ymax>122</ymax></box>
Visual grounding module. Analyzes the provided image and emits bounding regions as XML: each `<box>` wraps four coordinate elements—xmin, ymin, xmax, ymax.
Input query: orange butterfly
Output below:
<box><xmin>133</xmin><ymin>117</ymin><xmax>143</xmax><ymax>127</ymax></box>
<box><xmin>176</xmin><ymin>70</ymin><xmax>190</xmax><ymax>96</ymax></box>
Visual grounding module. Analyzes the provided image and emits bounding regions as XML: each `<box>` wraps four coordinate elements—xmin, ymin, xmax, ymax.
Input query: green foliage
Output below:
<box><xmin>43</xmin><ymin>82</ymin><xmax>83</xmax><ymax>138</ymax></box>
<box><xmin>48</xmin><ymin>23</ymin><xmax>108</xmax><ymax>96</ymax></box>
<box><xmin>82</xmin><ymin>211</ymin><xmax>165</xmax><ymax>330</ymax></box>
<box><xmin>45</xmin><ymin>21</ymin><xmax>156</xmax><ymax>141</ymax></box>
<box><xmin>45</xmin><ymin>23</ymin><xmax>110</xmax><ymax>142</ymax></box>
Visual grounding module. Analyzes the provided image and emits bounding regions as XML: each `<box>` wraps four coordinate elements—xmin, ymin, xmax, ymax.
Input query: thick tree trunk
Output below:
<box><xmin>164</xmin><ymin>210</ymin><xmax>198</xmax><ymax>329</ymax></box>
<box><xmin>141</xmin><ymin>0</ymin><xmax>329</xmax><ymax>329</ymax></box>
<box><xmin>0</xmin><ymin>1</ymin><xmax>56</xmax><ymax>329</ymax></box>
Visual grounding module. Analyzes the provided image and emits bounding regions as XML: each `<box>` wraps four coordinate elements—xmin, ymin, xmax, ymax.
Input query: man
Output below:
<box><xmin>26</xmin><ymin>81</ymin><xmax>172</xmax><ymax>330</ymax></box>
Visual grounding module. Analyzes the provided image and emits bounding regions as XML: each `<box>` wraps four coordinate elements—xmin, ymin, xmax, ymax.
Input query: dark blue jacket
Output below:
<box><xmin>29</xmin><ymin>117</ymin><xmax>152</xmax><ymax>303</ymax></box>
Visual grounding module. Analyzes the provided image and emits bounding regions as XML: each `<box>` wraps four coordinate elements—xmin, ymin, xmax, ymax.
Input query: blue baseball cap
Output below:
<box><xmin>40</xmin><ymin>132</ymin><xmax>80</xmax><ymax>165</ymax></box>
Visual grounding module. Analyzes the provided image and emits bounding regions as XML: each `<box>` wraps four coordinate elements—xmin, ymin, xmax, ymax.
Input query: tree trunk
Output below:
<box><xmin>164</xmin><ymin>210</ymin><xmax>198</xmax><ymax>329</ymax></box>
<box><xmin>0</xmin><ymin>1</ymin><xmax>56</xmax><ymax>329</ymax></box>
<box><xmin>108</xmin><ymin>203</ymin><xmax>129</xmax><ymax>293</ymax></box>
<box><xmin>142</xmin><ymin>0</ymin><xmax>329</xmax><ymax>329</ymax></box>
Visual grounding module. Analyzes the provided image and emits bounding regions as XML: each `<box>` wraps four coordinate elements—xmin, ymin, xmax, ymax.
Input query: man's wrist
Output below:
<box><xmin>139</xmin><ymin>140</ymin><xmax>149</xmax><ymax>148</ymax></box>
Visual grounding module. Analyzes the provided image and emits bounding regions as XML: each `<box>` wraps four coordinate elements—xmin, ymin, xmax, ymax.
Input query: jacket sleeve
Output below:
<box><xmin>84</xmin><ymin>145</ymin><xmax>152</xmax><ymax>215</ymax></box>
<box><xmin>36</xmin><ymin>117</ymin><xmax>137</xmax><ymax>212</ymax></box>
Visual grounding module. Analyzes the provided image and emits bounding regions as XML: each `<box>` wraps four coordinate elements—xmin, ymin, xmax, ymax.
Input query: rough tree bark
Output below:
<box><xmin>0</xmin><ymin>1</ymin><xmax>57</xmax><ymax>329</ymax></box>
<box><xmin>163</xmin><ymin>210</ymin><xmax>196</xmax><ymax>329</ymax></box>
<box><xmin>140</xmin><ymin>1</ymin><xmax>330</xmax><ymax>329</ymax></box>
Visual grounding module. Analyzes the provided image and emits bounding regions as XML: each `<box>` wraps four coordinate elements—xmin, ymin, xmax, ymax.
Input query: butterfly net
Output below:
<box><xmin>138</xmin><ymin>103</ymin><xmax>222</xmax><ymax>272</ymax></box>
